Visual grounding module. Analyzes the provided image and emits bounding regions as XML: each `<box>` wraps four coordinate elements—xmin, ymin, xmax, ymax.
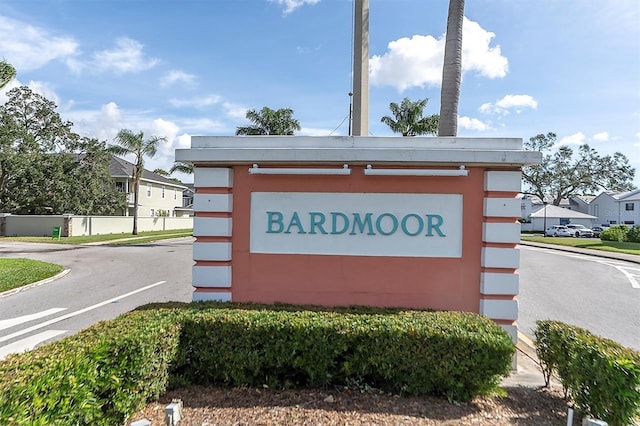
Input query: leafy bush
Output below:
<box><xmin>534</xmin><ymin>320</ymin><xmax>640</xmax><ymax>425</ymax></box>
<box><xmin>627</xmin><ymin>225</ymin><xmax>640</xmax><ymax>243</ymax></box>
<box><xmin>0</xmin><ymin>303</ymin><xmax>515</xmax><ymax>424</ymax></box>
<box><xmin>0</xmin><ymin>309</ymin><xmax>182</xmax><ymax>425</ymax></box>
<box><xmin>170</xmin><ymin>304</ymin><xmax>514</xmax><ymax>401</ymax></box>
<box><xmin>600</xmin><ymin>225</ymin><xmax>629</xmax><ymax>242</ymax></box>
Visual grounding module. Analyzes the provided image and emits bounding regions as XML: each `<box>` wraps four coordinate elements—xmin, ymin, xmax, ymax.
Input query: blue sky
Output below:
<box><xmin>1</xmin><ymin>0</ymin><xmax>638</xmax><ymax>186</ymax></box>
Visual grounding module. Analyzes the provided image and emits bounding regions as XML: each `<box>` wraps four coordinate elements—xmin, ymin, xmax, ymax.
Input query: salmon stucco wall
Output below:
<box><xmin>231</xmin><ymin>164</ymin><xmax>484</xmax><ymax>312</ymax></box>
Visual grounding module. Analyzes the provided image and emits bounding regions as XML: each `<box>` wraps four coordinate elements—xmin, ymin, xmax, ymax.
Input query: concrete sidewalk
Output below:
<box><xmin>501</xmin><ymin>333</ymin><xmax>551</xmax><ymax>388</ymax></box>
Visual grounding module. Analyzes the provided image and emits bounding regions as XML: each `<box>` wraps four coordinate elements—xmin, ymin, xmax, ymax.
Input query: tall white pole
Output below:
<box><xmin>352</xmin><ymin>0</ymin><xmax>369</xmax><ymax>136</ymax></box>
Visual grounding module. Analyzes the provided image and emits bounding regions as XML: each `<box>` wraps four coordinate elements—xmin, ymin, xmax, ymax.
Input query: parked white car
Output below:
<box><xmin>545</xmin><ymin>225</ymin><xmax>571</xmax><ymax>237</ymax></box>
<box><xmin>565</xmin><ymin>224</ymin><xmax>594</xmax><ymax>238</ymax></box>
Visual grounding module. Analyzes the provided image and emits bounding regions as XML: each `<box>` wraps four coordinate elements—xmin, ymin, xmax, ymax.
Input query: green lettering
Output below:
<box><xmin>266</xmin><ymin>211</ymin><xmax>284</xmax><ymax>233</ymax></box>
<box><xmin>284</xmin><ymin>212</ymin><xmax>306</xmax><ymax>234</ymax></box>
<box><xmin>375</xmin><ymin>213</ymin><xmax>398</xmax><ymax>236</ymax></box>
<box><xmin>350</xmin><ymin>213</ymin><xmax>375</xmax><ymax>235</ymax></box>
<box><xmin>401</xmin><ymin>213</ymin><xmax>423</xmax><ymax>236</ymax></box>
<box><xmin>331</xmin><ymin>212</ymin><xmax>349</xmax><ymax>234</ymax></box>
<box><xmin>426</xmin><ymin>214</ymin><xmax>445</xmax><ymax>237</ymax></box>
<box><xmin>309</xmin><ymin>212</ymin><xmax>328</xmax><ymax>234</ymax></box>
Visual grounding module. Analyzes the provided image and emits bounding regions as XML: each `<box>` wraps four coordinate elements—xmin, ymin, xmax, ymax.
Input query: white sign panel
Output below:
<box><xmin>250</xmin><ymin>192</ymin><xmax>463</xmax><ymax>258</ymax></box>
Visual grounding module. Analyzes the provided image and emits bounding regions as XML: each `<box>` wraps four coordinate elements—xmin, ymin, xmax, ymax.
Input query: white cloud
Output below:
<box><xmin>0</xmin><ymin>79</ymin><xmax>61</xmax><ymax>107</ymax></box>
<box><xmin>299</xmin><ymin>127</ymin><xmax>333</xmax><ymax>136</ymax></box>
<box><xmin>152</xmin><ymin>118</ymin><xmax>181</xmax><ymax>158</ymax></box>
<box><xmin>0</xmin><ymin>16</ymin><xmax>79</xmax><ymax>71</ymax></box>
<box><xmin>461</xmin><ymin>19</ymin><xmax>508</xmax><ymax>79</ymax></box>
<box><xmin>177</xmin><ymin>133</ymin><xmax>192</xmax><ymax>149</ymax></box>
<box><xmin>160</xmin><ymin>70</ymin><xmax>197</xmax><ymax>88</ymax></box>
<box><xmin>479</xmin><ymin>94</ymin><xmax>537</xmax><ymax>116</ymax></box>
<box><xmin>559</xmin><ymin>132</ymin><xmax>586</xmax><ymax>145</ymax></box>
<box><xmin>223</xmin><ymin>102</ymin><xmax>248</xmax><ymax>120</ymax></box>
<box><xmin>179</xmin><ymin>118</ymin><xmax>227</xmax><ymax>133</ymax></box>
<box><xmin>169</xmin><ymin>95</ymin><xmax>222</xmax><ymax>108</ymax></box>
<box><xmin>458</xmin><ymin>116</ymin><xmax>491</xmax><ymax>131</ymax></box>
<box><xmin>270</xmin><ymin>0</ymin><xmax>320</xmax><ymax>15</ymax></box>
<box><xmin>370</xmin><ymin>34</ymin><xmax>443</xmax><ymax>91</ymax></box>
<box><xmin>27</xmin><ymin>80</ymin><xmax>61</xmax><ymax>106</ymax></box>
<box><xmin>370</xmin><ymin>17</ymin><xmax>508</xmax><ymax>91</ymax></box>
<box><xmin>93</xmin><ymin>37</ymin><xmax>159</xmax><ymax>74</ymax></box>
<box><xmin>592</xmin><ymin>132</ymin><xmax>609</xmax><ymax>142</ymax></box>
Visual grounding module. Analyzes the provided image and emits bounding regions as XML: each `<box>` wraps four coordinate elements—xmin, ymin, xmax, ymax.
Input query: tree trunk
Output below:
<box><xmin>132</xmin><ymin>178</ymin><xmax>139</xmax><ymax>235</ymax></box>
<box><xmin>438</xmin><ymin>0</ymin><xmax>465</xmax><ymax>137</ymax></box>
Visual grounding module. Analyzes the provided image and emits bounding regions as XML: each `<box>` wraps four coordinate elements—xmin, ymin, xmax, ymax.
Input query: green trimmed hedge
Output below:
<box><xmin>170</xmin><ymin>306</ymin><xmax>514</xmax><ymax>401</ymax></box>
<box><xmin>0</xmin><ymin>303</ymin><xmax>515</xmax><ymax>424</ymax></box>
<box><xmin>534</xmin><ymin>320</ymin><xmax>640</xmax><ymax>425</ymax></box>
<box><xmin>0</xmin><ymin>309</ymin><xmax>182</xmax><ymax>426</ymax></box>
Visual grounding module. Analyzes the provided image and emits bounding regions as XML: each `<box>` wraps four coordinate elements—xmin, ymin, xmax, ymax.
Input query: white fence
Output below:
<box><xmin>0</xmin><ymin>214</ymin><xmax>192</xmax><ymax>237</ymax></box>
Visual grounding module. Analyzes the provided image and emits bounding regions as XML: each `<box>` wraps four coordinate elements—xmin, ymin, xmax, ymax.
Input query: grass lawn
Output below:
<box><xmin>521</xmin><ymin>236</ymin><xmax>640</xmax><ymax>256</ymax></box>
<box><xmin>0</xmin><ymin>258</ymin><xmax>64</xmax><ymax>293</ymax></box>
<box><xmin>0</xmin><ymin>229</ymin><xmax>193</xmax><ymax>245</ymax></box>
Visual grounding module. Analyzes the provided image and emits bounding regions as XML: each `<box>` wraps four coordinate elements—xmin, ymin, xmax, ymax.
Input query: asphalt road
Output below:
<box><xmin>0</xmin><ymin>238</ymin><xmax>193</xmax><ymax>359</ymax></box>
<box><xmin>518</xmin><ymin>244</ymin><xmax>640</xmax><ymax>351</ymax></box>
<box><xmin>1</xmin><ymin>238</ymin><xmax>638</xmax><ymax>358</ymax></box>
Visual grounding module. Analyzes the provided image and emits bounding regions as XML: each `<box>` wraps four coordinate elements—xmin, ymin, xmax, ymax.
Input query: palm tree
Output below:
<box><xmin>0</xmin><ymin>59</ymin><xmax>16</xmax><ymax>89</ymax></box>
<box><xmin>170</xmin><ymin>161</ymin><xmax>193</xmax><ymax>175</ymax></box>
<box><xmin>235</xmin><ymin>107</ymin><xmax>301</xmax><ymax>135</ymax></box>
<box><xmin>381</xmin><ymin>98</ymin><xmax>439</xmax><ymax>136</ymax></box>
<box><xmin>108</xmin><ymin>129</ymin><xmax>166</xmax><ymax>235</ymax></box>
<box><xmin>438</xmin><ymin>0</ymin><xmax>465</xmax><ymax>137</ymax></box>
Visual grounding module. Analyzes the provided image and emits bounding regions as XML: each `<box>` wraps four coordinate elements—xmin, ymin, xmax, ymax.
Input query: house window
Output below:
<box><xmin>150</xmin><ymin>208</ymin><xmax>155</xmax><ymax>217</ymax></box>
<box><xmin>146</xmin><ymin>183</ymin><xmax>152</xmax><ymax>197</ymax></box>
<box><xmin>624</xmin><ymin>220</ymin><xmax>635</xmax><ymax>225</ymax></box>
<box><xmin>115</xmin><ymin>181</ymin><xmax>125</xmax><ymax>192</ymax></box>
<box><xmin>625</xmin><ymin>203</ymin><xmax>635</xmax><ymax>211</ymax></box>
<box><xmin>174</xmin><ymin>188</ymin><xmax>177</xmax><ymax>200</ymax></box>
<box><xmin>162</xmin><ymin>185</ymin><xmax>166</xmax><ymax>199</ymax></box>
<box><xmin>593</xmin><ymin>204</ymin><xmax>599</xmax><ymax>216</ymax></box>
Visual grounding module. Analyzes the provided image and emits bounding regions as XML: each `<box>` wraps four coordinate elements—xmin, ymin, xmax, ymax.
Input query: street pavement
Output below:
<box><xmin>506</xmin><ymin>239</ymin><xmax>639</xmax><ymax>388</ymax></box>
<box><xmin>3</xmin><ymin>237</ymin><xmax>637</xmax><ymax>390</ymax></box>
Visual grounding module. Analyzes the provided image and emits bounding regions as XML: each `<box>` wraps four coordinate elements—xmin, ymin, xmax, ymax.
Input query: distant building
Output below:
<box><xmin>589</xmin><ymin>190</ymin><xmax>640</xmax><ymax>226</ymax></box>
<box><xmin>109</xmin><ymin>155</ymin><xmax>191</xmax><ymax>217</ymax></box>
<box><xmin>520</xmin><ymin>189</ymin><xmax>640</xmax><ymax>230</ymax></box>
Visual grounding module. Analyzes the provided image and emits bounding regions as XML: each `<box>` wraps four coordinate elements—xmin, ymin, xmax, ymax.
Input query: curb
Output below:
<box><xmin>519</xmin><ymin>240</ymin><xmax>640</xmax><ymax>265</ymax></box>
<box><xmin>516</xmin><ymin>331</ymin><xmax>538</xmax><ymax>362</ymax></box>
<box><xmin>82</xmin><ymin>234</ymin><xmax>194</xmax><ymax>246</ymax></box>
<box><xmin>0</xmin><ymin>269</ymin><xmax>71</xmax><ymax>299</ymax></box>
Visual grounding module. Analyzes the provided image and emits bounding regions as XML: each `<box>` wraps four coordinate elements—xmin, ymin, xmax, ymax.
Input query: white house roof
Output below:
<box><xmin>529</xmin><ymin>204</ymin><xmax>598</xmax><ymax>219</ymax></box>
<box><xmin>619</xmin><ymin>189</ymin><xmax>640</xmax><ymax>201</ymax></box>
<box><xmin>572</xmin><ymin>195</ymin><xmax>597</xmax><ymax>204</ymax></box>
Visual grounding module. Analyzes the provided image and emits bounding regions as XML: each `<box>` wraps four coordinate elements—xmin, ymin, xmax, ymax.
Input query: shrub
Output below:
<box><xmin>534</xmin><ymin>320</ymin><xmax>640</xmax><ymax>425</ymax></box>
<box><xmin>0</xmin><ymin>303</ymin><xmax>515</xmax><ymax>424</ymax></box>
<box><xmin>600</xmin><ymin>225</ymin><xmax>628</xmax><ymax>242</ymax></box>
<box><xmin>627</xmin><ymin>225</ymin><xmax>640</xmax><ymax>243</ymax></box>
<box><xmin>0</xmin><ymin>309</ymin><xmax>182</xmax><ymax>425</ymax></box>
<box><xmin>170</xmin><ymin>304</ymin><xmax>514</xmax><ymax>401</ymax></box>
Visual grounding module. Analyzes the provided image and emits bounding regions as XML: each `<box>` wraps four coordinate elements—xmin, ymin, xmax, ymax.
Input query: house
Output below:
<box><xmin>528</xmin><ymin>204</ymin><xmax>598</xmax><ymax>232</ymax></box>
<box><xmin>109</xmin><ymin>156</ymin><xmax>191</xmax><ymax>217</ymax></box>
<box><xmin>174</xmin><ymin>183</ymin><xmax>194</xmax><ymax>217</ymax></box>
<box><xmin>589</xmin><ymin>189</ymin><xmax>640</xmax><ymax>226</ymax></box>
<box><xmin>569</xmin><ymin>195</ymin><xmax>596</xmax><ymax>215</ymax></box>
<box><xmin>520</xmin><ymin>195</ymin><xmax>571</xmax><ymax>221</ymax></box>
